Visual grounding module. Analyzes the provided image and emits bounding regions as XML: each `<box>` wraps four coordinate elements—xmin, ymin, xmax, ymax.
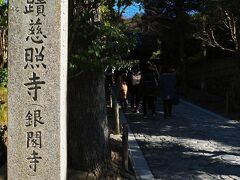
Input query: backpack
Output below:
<box><xmin>131</xmin><ymin>73</ymin><xmax>141</xmax><ymax>86</ymax></box>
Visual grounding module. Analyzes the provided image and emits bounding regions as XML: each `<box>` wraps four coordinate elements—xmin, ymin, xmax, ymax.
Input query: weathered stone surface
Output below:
<box><xmin>8</xmin><ymin>1</ymin><xmax>68</xmax><ymax>179</ymax></box>
<box><xmin>125</xmin><ymin>100</ymin><xmax>240</xmax><ymax>179</ymax></box>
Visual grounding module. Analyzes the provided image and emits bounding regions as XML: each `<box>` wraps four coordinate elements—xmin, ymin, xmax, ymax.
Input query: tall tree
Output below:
<box><xmin>199</xmin><ymin>0</ymin><xmax>240</xmax><ymax>105</ymax></box>
<box><xmin>142</xmin><ymin>0</ymin><xmax>200</xmax><ymax>64</ymax></box>
<box><xmin>194</xmin><ymin>0</ymin><xmax>240</xmax><ymax>54</ymax></box>
<box><xmin>191</xmin><ymin>0</ymin><xmax>240</xmax><ymax>93</ymax></box>
<box><xmin>67</xmin><ymin>0</ymin><xmax>134</xmax><ymax>175</ymax></box>
<box><xmin>141</xmin><ymin>0</ymin><xmax>203</xmax><ymax>91</ymax></box>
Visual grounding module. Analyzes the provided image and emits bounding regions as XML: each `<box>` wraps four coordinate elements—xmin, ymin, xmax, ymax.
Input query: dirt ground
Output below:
<box><xmin>68</xmin><ymin>134</ymin><xmax>136</xmax><ymax>180</ymax></box>
<box><xmin>68</xmin><ymin>107</ymin><xmax>136</xmax><ymax>180</ymax></box>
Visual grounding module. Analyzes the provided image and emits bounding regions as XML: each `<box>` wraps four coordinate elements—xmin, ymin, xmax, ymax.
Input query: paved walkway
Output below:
<box><xmin>124</xmin><ymin>100</ymin><xmax>240</xmax><ymax>180</ymax></box>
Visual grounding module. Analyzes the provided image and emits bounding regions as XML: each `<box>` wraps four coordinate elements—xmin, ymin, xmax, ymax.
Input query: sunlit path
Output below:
<box><xmin>125</xmin><ymin>100</ymin><xmax>240</xmax><ymax>179</ymax></box>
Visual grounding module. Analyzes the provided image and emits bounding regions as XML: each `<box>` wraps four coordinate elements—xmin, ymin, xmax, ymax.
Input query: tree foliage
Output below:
<box><xmin>140</xmin><ymin>0</ymin><xmax>240</xmax><ymax>65</ymax></box>
<box><xmin>67</xmin><ymin>0</ymin><xmax>136</xmax><ymax>173</ymax></box>
<box><xmin>141</xmin><ymin>0</ymin><xmax>201</xmax><ymax>65</ymax></box>
<box><xmin>0</xmin><ymin>68</ymin><xmax>7</xmax><ymax>87</ymax></box>
<box><xmin>0</xmin><ymin>0</ymin><xmax>8</xmax><ymax>26</ymax></box>
<box><xmin>68</xmin><ymin>0</ymin><xmax>135</xmax><ymax>76</ymax></box>
<box><xmin>193</xmin><ymin>0</ymin><xmax>240</xmax><ymax>54</ymax></box>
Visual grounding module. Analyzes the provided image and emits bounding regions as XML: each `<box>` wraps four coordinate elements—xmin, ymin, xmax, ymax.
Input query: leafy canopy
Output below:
<box><xmin>68</xmin><ymin>0</ymin><xmax>135</xmax><ymax>75</ymax></box>
<box><xmin>0</xmin><ymin>0</ymin><xmax>7</xmax><ymax>26</ymax></box>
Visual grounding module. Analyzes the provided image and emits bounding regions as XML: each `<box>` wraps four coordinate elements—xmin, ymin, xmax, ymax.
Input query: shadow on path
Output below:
<box><xmin>125</xmin><ymin>101</ymin><xmax>240</xmax><ymax>179</ymax></box>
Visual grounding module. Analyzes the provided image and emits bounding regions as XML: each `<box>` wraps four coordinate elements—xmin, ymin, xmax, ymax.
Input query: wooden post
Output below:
<box><xmin>109</xmin><ymin>93</ymin><xmax>113</xmax><ymax>108</ymax></box>
<box><xmin>114</xmin><ymin>102</ymin><xmax>120</xmax><ymax>134</ymax></box>
<box><xmin>122</xmin><ymin>123</ymin><xmax>129</xmax><ymax>171</ymax></box>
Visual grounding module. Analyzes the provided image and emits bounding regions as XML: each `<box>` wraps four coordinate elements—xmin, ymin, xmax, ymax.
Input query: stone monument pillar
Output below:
<box><xmin>8</xmin><ymin>1</ymin><xmax>68</xmax><ymax>179</ymax></box>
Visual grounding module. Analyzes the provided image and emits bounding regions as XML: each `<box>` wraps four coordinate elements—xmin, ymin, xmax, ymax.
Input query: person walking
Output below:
<box><xmin>129</xmin><ymin>64</ymin><xmax>141</xmax><ymax>113</ymax></box>
<box><xmin>159</xmin><ymin>67</ymin><xmax>177</xmax><ymax>119</ymax></box>
<box><xmin>117</xmin><ymin>68</ymin><xmax>128</xmax><ymax>112</ymax></box>
<box><xmin>140</xmin><ymin>61</ymin><xmax>159</xmax><ymax>118</ymax></box>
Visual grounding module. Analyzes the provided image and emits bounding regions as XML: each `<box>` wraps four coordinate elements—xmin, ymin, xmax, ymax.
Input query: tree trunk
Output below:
<box><xmin>67</xmin><ymin>70</ymin><xmax>109</xmax><ymax>172</ymax></box>
<box><xmin>175</xmin><ymin>0</ymin><xmax>187</xmax><ymax>91</ymax></box>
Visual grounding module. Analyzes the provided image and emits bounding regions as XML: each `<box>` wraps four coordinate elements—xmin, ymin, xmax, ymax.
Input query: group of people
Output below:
<box><xmin>105</xmin><ymin>61</ymin><xmax>178</xmax><ymax>119</ymax></box>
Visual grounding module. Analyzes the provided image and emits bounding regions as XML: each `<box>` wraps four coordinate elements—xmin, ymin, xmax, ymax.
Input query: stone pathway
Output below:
<box><xmin>124</xmin><ymin>100</ymin><xmax>240</xmax><ymax>180</ymax></box>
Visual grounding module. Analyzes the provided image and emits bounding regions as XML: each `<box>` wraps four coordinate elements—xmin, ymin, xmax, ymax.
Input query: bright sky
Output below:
<box><xmin>117</xmin><ymin>3</ymin><xmax>144</xmax><ymax>19</ymax></box>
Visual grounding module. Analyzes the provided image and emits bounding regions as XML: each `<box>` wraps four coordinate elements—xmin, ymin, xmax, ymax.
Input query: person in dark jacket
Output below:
<box><xmin>159</xmin><ymin>67</ymin><xmax>176</xmax><ymax>119</ymax></box>
<box><xmin>129</xmin><ymin>64</ymin><xmax>141</xmax><ymax>113</ymax></box>
<box><xmin>140</xmin><ymin>61</ymin><xmax>159</xmax><ymax>118</ymax></box>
